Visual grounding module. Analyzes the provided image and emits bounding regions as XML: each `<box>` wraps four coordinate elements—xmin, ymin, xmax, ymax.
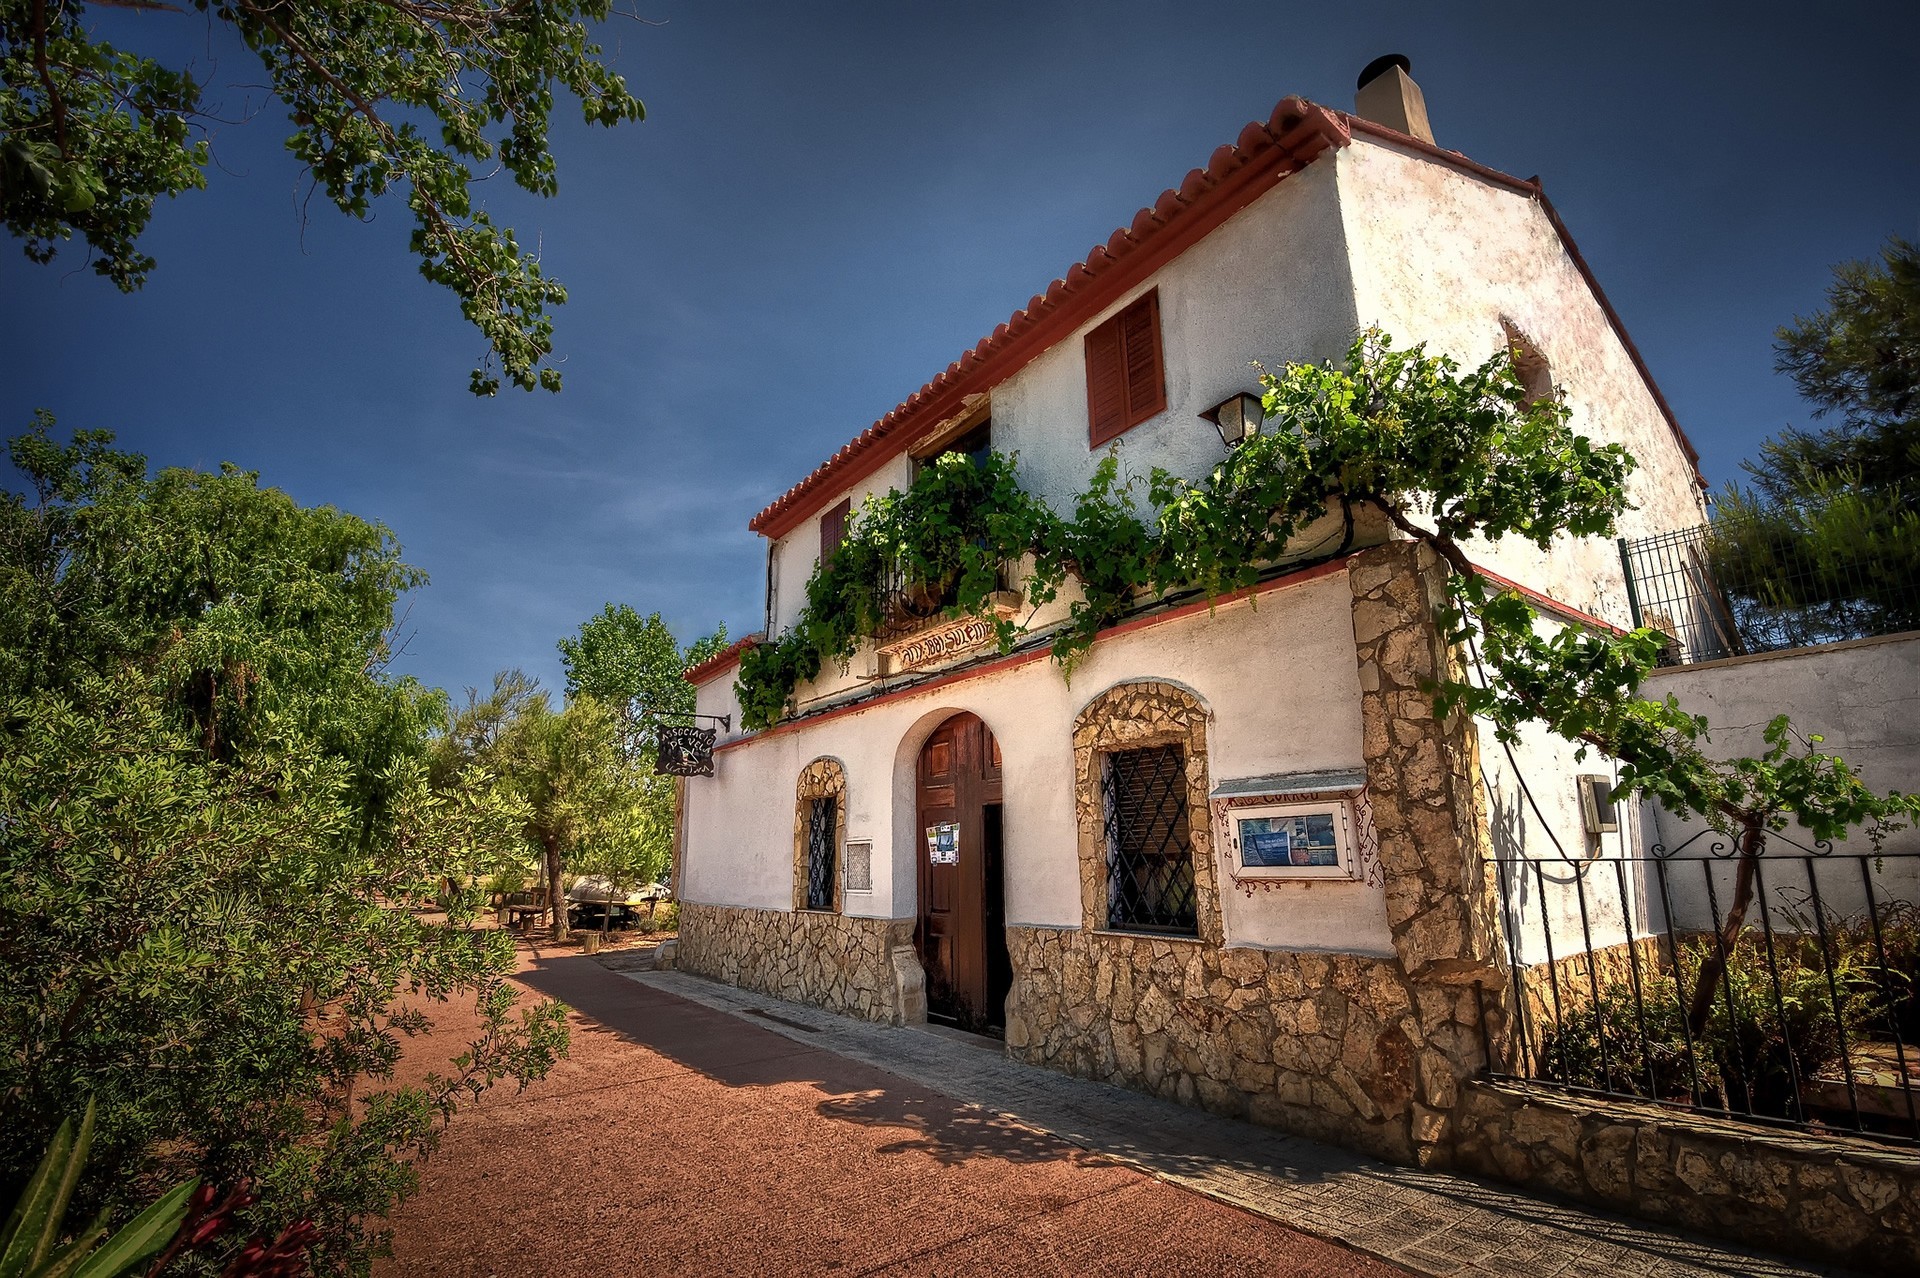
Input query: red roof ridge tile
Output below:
<box><xmin>684</xmin><ymin>632</ymin><xmax>762</xmax><ymax>686</ymax></box>
<box><xmin>747</xmin><ymin>95</ymin><xmax>1704</xmax><ymax>539</ymax></box>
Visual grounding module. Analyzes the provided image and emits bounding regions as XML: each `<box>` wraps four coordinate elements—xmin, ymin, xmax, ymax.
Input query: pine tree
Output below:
<box><xmin>1709</xmin><ymin>236</ymin><xmax>1920</xmax><ymax>645</ymax></box>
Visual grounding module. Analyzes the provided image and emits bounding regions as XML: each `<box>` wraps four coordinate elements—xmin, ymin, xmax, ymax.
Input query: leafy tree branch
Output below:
<box><xmin>0</xmin><ymin>1</ymin><xmax>645</xmax><ymax>394</ymax></box>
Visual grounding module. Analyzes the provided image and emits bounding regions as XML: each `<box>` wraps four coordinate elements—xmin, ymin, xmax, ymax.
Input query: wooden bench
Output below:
<box><xmin>498</xmin><ymin>889</ymin><xmax>550</xmax><ymax>931</ymax></box>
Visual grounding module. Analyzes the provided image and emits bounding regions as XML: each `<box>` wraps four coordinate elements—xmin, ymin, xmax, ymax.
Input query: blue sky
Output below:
<box><xmin>4</xmin><ymin>1</ymin><xmax>1916</xmax><ymax>698</ymax></box>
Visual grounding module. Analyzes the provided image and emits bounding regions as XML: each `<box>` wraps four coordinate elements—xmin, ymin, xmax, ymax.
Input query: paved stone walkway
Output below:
<box><xmin>630</xmin><ymin>968</ymin><xmax>1861</xmax><ymax>1278</ymax></box>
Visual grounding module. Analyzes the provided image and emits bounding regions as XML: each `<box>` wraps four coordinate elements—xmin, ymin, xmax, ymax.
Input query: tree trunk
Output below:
<box><xmin>545</xmin><ymin>838</ymin><xmax>567</xmax><ymax>942</ymax></box>
<box><xmin>1685</xmin><ymin>816</ymin><xmax>1764</xmax><ymax>1038</ymax></box>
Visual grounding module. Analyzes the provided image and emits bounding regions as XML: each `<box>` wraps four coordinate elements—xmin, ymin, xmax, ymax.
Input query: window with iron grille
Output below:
<box><xmin>805</xmin><ymin>795</ymin><xmax>837</xmax><ymax>911</ymax></box>
<box><xmin>1102</xmin><ymin>744</ymin><xmax>1196</xmax><ymax>935</ymax></box>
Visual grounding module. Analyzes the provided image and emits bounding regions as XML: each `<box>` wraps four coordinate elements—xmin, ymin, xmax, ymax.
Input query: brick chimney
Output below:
<box><xmin>1354</xmin><ymin>54</ymin><xmax>1434</xmax><ymax>145</ymax></box>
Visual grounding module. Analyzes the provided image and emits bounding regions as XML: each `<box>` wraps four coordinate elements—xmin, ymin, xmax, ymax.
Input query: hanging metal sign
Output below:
<box><xmin>655</xmin><ymin>724</ymin><xmax>717</xmax><ymax>776</ymax></box>
<box><xmin>925</xmin><ymin>822</ymin><xmax>960</xmax><ymax>865</ymax></box>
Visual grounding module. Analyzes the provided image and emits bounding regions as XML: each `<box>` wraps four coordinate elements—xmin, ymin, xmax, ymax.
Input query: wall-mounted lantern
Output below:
<box><xmin>1199</xmin><ymin>392</ymin><xmax>1265</xmax><ymax>448</ymax></box>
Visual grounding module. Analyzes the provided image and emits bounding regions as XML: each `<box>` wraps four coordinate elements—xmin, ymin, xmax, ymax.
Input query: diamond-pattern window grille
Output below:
<box><xmin>1102</xmin><ymin>745</ymin><xmax>1196</xmax><ymax>935</ymax></box>
<box><xmin>805</xmin><ymin>795</ymin><xmax>838</xmax><ymax>912</ymax></box>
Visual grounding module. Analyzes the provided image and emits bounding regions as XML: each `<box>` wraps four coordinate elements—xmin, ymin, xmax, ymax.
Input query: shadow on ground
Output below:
<box><xmin>516</xmin><ymin>949</ymin><xmax>1108</xmax><ymax>1171</ymax></box>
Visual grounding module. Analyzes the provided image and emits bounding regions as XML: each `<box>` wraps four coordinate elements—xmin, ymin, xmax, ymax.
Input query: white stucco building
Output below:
<box><xmin>672</xmin><ymin>61</ymin><xmax>1711</xmax><ymax>1168</ymax></box>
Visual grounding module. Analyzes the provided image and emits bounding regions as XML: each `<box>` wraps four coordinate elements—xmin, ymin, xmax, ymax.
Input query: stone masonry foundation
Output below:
<box><xmin>1003</xmin><ymin>926</ymin><xmax>1440</xmax><ymax>1163</ymax></box>
<box><xmin>1454</xmin><ymin>1079</ymin><xmax>1920</xmax><ymax>1274</ymax></box>
<box><xmin>677</xmin><ymin>902</ymin><xmax>915</xmax><ymax>1024</ymax></box>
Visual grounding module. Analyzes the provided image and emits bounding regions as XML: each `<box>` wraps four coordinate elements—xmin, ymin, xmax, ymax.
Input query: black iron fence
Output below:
<box><xmin>1619</xmin><ymin>519</ymin><xmax>1920</xmax><ymax>666</ymax></box>
<box><xmin>1484</xmin><ymin>838</ymin><xmax>1920</xmax><ymax>1147</ymax></box>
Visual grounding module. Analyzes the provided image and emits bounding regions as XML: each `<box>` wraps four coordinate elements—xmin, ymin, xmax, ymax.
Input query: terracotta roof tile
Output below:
<box><xmin>683</xmin><ymin>632</ymin><xmax>761</xmax><ymax>686</ymax></box>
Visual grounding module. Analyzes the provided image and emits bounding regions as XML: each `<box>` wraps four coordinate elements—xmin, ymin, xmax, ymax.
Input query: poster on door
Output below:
<box><xmin>925</xmin><ymin>822</ymin><xmax>959</xmax><ymax>865</ymax></box>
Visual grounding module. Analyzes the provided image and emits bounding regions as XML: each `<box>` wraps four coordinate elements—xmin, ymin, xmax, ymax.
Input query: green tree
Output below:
<box><xmin>557</xmin><ymin>606</ymin><xmax>727</xmax><ymax>888</ymax></box>
<box><xmin>0</xmin><ymin>419</ymin><xmax>569</xmax><ymax>1276</ymax></box>
<box><xmin>439</xmin><ymin>676</ymin><xmax>660</xmax><ymax>940</ymax></box>
<box><xmin>0</xmin><ymin>2</ymin><xmax>645</xmax><ymax>395</ymax></box>
<box><xmin>1710</xmin><ymin>235</ymin><xmax>1920</xmax><ymax>641</ymax></box>
<box><xmin>558</xmin><ymin>604</ymin><xmax>729</xmax><ymax>752</ymax></box>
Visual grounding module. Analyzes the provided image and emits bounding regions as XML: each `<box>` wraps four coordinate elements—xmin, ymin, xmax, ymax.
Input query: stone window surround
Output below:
<box><xmin>793</xmin><ymin>757</ymin><xmax>848</xmax><ymax>914</ymax></box>
<box><xmin>1071</xmin><ymin>680</ymin><xmax>1223</xmax><ymax>946</ymax></box>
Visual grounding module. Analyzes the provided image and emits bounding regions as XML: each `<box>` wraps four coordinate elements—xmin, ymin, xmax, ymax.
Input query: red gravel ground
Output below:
<box><xmin>378</xmin><ymin>947</ymin><xmax>1410</xmax><ymax>1278</ymax></box>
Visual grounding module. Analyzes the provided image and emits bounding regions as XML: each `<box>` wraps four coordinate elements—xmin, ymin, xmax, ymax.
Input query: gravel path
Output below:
<box><xmin>377</xmin><ymin>947</ymin><xmax>1408</xmax><ymax>1277</ymax></box>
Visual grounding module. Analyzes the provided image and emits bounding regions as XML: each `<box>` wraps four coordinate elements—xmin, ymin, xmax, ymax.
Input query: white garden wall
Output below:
<box><xmin>1643</xmin><ymin>633</ymin><xmax>1920</xmax><ymax>929</ymax></box>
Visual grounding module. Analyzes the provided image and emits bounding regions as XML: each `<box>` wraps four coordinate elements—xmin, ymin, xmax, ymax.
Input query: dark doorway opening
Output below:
<box><xmin>983</xmin><ymin>803</ymin><xmax>1010</xmax><ymax>1033</ymax></box>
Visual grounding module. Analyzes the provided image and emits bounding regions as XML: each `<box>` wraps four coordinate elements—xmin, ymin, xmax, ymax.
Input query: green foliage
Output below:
<box><xmin>737</xmin><ymin>450</ymin><xmax>1063</xmax><ymax>729</ymax></box>
<box><xmin>1707</xmin><ymin>235</ymin><xmax>1920</xmax><ymax>639</ymax></box>
<box><xmin>0</xmin><ymin>420</ymin><xmax>569</xmax><ymax>1276</ymax></box>
<box><xmin>559</xmin><ymin>604</ymin><xmax>727</xmax><ymax>752</ymax></box>
<box><xmin>437</xmin><ymin>674</ymin><xmax>665</xmax><ymax>936</ymax></box>
<box><xmin>555</xmin><ymin>606</ymin><xmax>725</xmax><ymax>889</ymax></box>
<box><xmin>1448</xmin><ymin>593</ymin><xmax>1919</xmax><ymax>849</ymax></box>
<box><xmin>0</xmin><ymin>2</ymin><xmax>645</xmax><ymax>394</ymax></box>
<box><xmin>1539</xmin><ymin>916</ymin><xmax>1893</xmax><ymax>1118</ymax></box>
<box><xmin>641</xmin><ymin>900</ymin><xmax>679</xmax><ymax>935</ymax></box>
<box><xmin>0</xmin><ymin>1101</ymin><xmax>196</xmax><ymax>1278</ymax></box>
<box><xmin>1775</xmin><ymin>235</ymin><xmax>1919</xmax><ymax>451</ymax></box>
<box><xmin>1874</xmin><ymin>899</ymin><xmax>1920</xmax><ymax>1047</ymax></box>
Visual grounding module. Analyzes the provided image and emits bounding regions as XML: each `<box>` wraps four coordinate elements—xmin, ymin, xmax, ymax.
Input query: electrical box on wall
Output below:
<box><xmin>1577</xmin><ymin>774</ymin><xmax>1619</xmax><ymax>835</ymax></box>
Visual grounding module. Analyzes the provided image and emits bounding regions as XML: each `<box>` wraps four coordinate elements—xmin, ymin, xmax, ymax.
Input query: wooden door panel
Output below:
<box><xmin>916</xmin><ymin>713</ymin><xmax>1004</xmax><ymax>1030</ymax></box>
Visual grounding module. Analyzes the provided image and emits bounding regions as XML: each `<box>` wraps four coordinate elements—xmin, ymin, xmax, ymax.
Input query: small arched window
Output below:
<box><xmin>793</xmin><ymin>758</ymin><xmax>847</xmax><ymax>913</ymax></box>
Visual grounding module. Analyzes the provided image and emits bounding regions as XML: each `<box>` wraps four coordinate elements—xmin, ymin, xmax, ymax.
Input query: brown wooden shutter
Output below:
<box><xmin>1085</xmin><ymin>289</ymin><xmax>1165</xmax><ymax>448</ymax></box>
<box><xmin>1120</xmin><ymin>291</ymin><xmax>1166</xmax><ymax>422</ymax></box>
<box><xmin>1085</xmin><ymin>320</ymin><xmax>1126</xmax><ymax>446</ymax></box>
<box><xmin>820</xmin><ymin>498</ymin><xmax>851</xmax><ymax>565</ymax></box>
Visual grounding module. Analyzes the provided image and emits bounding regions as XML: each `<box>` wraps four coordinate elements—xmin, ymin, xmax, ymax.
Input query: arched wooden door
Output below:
<box><xmin>915</xmin><ymin>712</ymin><xmax>1009</xmax><ymax>1032</ymax></box>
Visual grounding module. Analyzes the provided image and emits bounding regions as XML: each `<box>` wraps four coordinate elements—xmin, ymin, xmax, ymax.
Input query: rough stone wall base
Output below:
<box><xmin>1003</xmin><ymin>926</ymin><xmax>1478</xmax><ymax>1165</ymax></box>
<box><xmin>677</xmin><ymin>902</ymin><xmax>915</xmax><ymax>1024</ymax></box>
<box><xmin>1455</xmin><ymin>1079</ymin><xmax>1920</xmax><ymax>1274</ymax></box>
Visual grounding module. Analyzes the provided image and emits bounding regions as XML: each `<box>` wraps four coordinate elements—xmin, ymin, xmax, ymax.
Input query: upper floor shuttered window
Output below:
<box><xmin>820</xmin><ymin>497</ymin><xmax>852</xmax><ymax>566</ymax></box>
<box><xmin>1084</xmin><ymin>290</ymin><xmax>1167</xmax><ymax>447</ymax></box>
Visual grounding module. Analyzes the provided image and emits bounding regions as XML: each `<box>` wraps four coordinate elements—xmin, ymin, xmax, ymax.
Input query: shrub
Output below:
<box><xmin>1535</xmin><ymin>921</ymin><xmax>1890</xmax><ymax>1121</ymax></box>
